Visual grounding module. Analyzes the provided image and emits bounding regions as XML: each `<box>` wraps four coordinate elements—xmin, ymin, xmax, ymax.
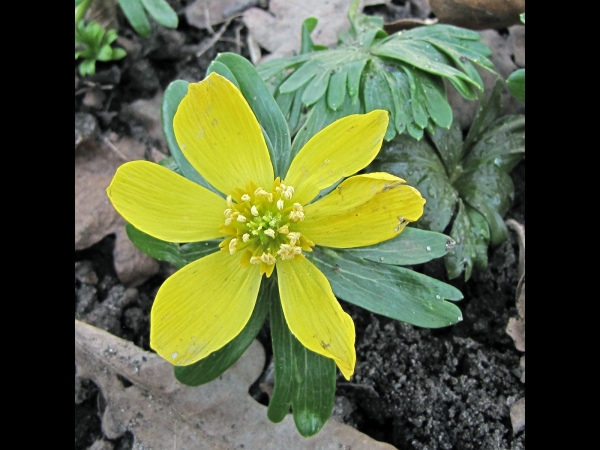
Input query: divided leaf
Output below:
<box><xmin>259</xmin><ymin>12</ymin><xmax>495</xmax><ymax>141</ymax></box>
<box><xmin>369</xmin><ymin>82</ymin><xmax>524</xmax><ymax>279</ymax></box>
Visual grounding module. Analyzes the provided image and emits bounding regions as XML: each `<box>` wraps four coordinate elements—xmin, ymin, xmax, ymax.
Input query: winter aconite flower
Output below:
<box><xmin>106</xmin><ymin>73</ymin><xmax>425</xmax><ymax>379</ymax></box>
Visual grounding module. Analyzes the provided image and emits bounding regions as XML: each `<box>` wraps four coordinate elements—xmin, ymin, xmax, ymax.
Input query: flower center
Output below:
<box><xmin>219</xmin><ymin>178</ymin><xmax>314</xmax><ymax>277</ymax></box>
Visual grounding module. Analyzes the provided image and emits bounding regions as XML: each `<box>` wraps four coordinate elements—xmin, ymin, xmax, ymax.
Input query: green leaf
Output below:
<box><xmin>268</xmin><ymin>284</ymin><xmax>336</xmax><ymax>437</ymax></box>
<box><xmin>426</xmin><ymin>119</ymin><xmax>464</xmax><ymax>176</ymax></box>
<box><xmin>402</xmin><ymin>66</ymin><xmax>429</xmax><ymax>128</ymax></box>
<box><xmin>141</xmin><ymin>0</ymin><xmax>178</xmax><ymax>29</ymax></box>
<box><xmin>384</xmin><ymin>71</ymin><xmax>410</xmax><ymax>135</ymax></box>
<box><xmin>111</xmin><ymin>47</ymin><xmax>127</xmax><ymax>60</ymax></box>
<box><xmin>445</xmin><ymin>200</ymin><xmax>490</xmax><ymax>280</ymax></box>
<box><xmin>157</xmin><ymin>155</ymin><xmax>182</xmax><ymax>175</ymax></box>
<box><xmin>174</xmin><ymin>276</ymin><xmax>271</xmax><ymax>386</ymax></box>
<box><xmin>302</xmin><ymin>70</ymin><xmax>331</xmax><ymax>106</ymax></box>
<box><xmin>462</xmin><ymin>115</ymin><xmax>525</xmax><ymax>173</ymax></box>
<box><xmin>507</xmin><ymin>68</ymin><xmax>525</xmax><ymax>102</ymax></box>
<box><xmin>215</xmin><ymin>53</ymin><xmax>292</xmax><ymax>177</ymax></box>
<box><xmin>206</xmin><ymin>60</ymin><xmax>240</xmax><ymax>89</ymax></box>
<box><xmin>125</xmin><ymin>223</ymin><xmax>220</xmax><ymax>268</ymax></box>
<box><xmin>372</xmin><ymin>39</ymin><xmax>479</xmax><ymax>97</ymax></box>
<box><xmin>363</xmin><ymin>65</ymin><xmax>397</xmax><ymax>140</ymax></box>
<box><xmin>161</xmin><ymin>80</ymin><xmax>216</xmax><ymax>192</ymax></box>
<box><xmin>346</xmin><ymin>58</ymin><xmax>368</xmax><ymax>98</ymax></box>
<box><xmin>79</xmin><ymin>58</ymin><xmax>96</xmax><ymax>76</ymax></box>
<box><xmin>290</xmin><ymin>93</ymin><xmax>362</xmax><ymax>160</ymax></box>
<box><xmin>300</xmin><ymin>17</ymin><xmax>320</xmax><ymax>53</ymax></box>
<box><xmin>420</xmin><ymin>70</ymin><xmax>453</xmax><ymax>129</ymax></box>
<box><xmin>454</xmin><ymin>163</ymin><xmax>513</xmax><ymax>245</ymax></box>
<box><xmin>464</xmin><ymin>79</ymin><xmax>503</xmax><ymax>150</ymax></box>
<box><xmin>308</xmin><ymin>247</ymin><xmax>463</xmax><ymax>328</ymax></box>
<box><xmin>125</xmin><ymin>223</ymin><xmax>187</xmax><ymax>268</ymax></box>
<box><xmin>327</xmin><ymin>67</ymin><xmax>347</xmax><ymax>110</ymax></box>
<box><xmin>344</xmin><ymin>227</ymin><xmax>454</xmax><ymax>266</ymax></box>
<box><xmin>179</xmin><ymin>240</ymin><xmax>221</xmax><ymax>265</ymax></box>
<box><xmin>280</xmin><ymin>60</ymin><xmax>319</xmax><ymax>93</ymax></box>
<box><xmin>288</xmin><ymin>84</ymin><xmax>308</xmax><ymax>136</ymax></box>
<box><xmin>118</xmin><ymin>0</ymin><xmax>151</xmax><ymax>38</ymax></box>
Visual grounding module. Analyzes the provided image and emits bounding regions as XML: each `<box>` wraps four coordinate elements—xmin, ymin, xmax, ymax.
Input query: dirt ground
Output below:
<box><xmin>75</xmin><ymin>1</ymin><xmax>525</xmax><ymax>448</ymax></box>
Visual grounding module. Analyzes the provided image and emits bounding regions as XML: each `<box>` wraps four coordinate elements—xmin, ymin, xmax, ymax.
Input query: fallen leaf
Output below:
<box><xmin>429</xmin><ymin>0</ymin><xmax>525</xmax><ymax>30</ymax></box>
<box><xmin>505</xmin><ymin>219</ymin><xmax>525</xmax><ymax>353</ymax></box>
<box><xmin>75</xmin><ymin>138</ymin><xmax>159</xmax><ymax>286</ymax></box>
<box><xmin>506</xmin><ymin>314</ymin><xmax>524</xmax><ymax>352</ymax></box>
<box><xmin>75</xmin><ymin>319</ymin><xmax>397</xmax><ymax>449</ymax></box>
<box><xmin>186</xmin><ymin>0</ymin><xmax>262</xmax><ymax>30</ymax></box>
<box><xmin>243</xmin><ymin>0</ymin><xmax>386</xmax><ymax>62</ymax></box>
<box><xmin>509</xmin><ymin>397</ymin><xmax>525</xmax><ymax>434</ymax></box>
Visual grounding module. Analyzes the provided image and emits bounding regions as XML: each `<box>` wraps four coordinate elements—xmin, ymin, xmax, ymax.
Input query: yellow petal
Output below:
<box><xmin>151</xmin><ymin>251</ymin><xmax>262</xmax><ymax>366</ymax></box>
<box><xmin>107</xmin><ymin>161</ymin><xmax>226</xmax><ymax>243</ymax></box>
<box><xmin>284</xmin><ymin>110</ymin><xmax>388</xmax><ymax>205</ymax></box>
<box><xmin>277</xmin><ymin>257</ymin><xmax>356</xmax><ymax>379</ymax></box>
<box><xmin>296</xmin><ymin>173</ymin><xmax>425</xmax><ymax>248</ymax></box>
<box><xmin>173</xmin><ymin>72</ymin><xmax>274</xmax><ymax>196</ymax></box>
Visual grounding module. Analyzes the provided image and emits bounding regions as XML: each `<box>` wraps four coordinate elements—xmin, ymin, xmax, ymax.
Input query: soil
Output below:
<box><xmin>75</xmin><ymin>2</ymin><xmax>525</xmax><ymax>448</ymax></box>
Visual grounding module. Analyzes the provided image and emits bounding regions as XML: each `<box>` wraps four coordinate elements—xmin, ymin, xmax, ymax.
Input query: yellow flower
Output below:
<box><xmin>106</xmin><ymin>72</ymin><xmax>425</xmax><ymax>380</ymax></box>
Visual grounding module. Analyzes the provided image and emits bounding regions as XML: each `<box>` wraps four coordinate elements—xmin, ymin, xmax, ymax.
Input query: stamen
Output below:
<box><xmin>226</xmin><ymin>195</ymin><xmax>233</xmax><ymax>208</ymax></box>
<box><xmin>277</xmin><ymin>199</ymin><xmax>284</xmax><ymax>210</ymax></box>
<box><xmin>278</xmin><ymin>243</ymin><xmax>302</xmax><ymax>260</ymax></box>
<box><xmin>224</xmin><ymin>217</ymin><xmax>232</xmax><ymax>226</ymax></box>
<box><xmin>264</xmin><ymin>229</ymin><xmax>276</xmax><ymax>238</ymax></box>
<box><xmin>260</xmin><ymin>252</ymin><xmax>276</xmax><ymax>265</ymax></box>
<box><xmin>276</xmin><ymin>183</ymin><xmax>295</xmax><ymax>200</ymax></box>
<box><xmin>237</xmin><ymin>215</ymin><xmax>247</xmax><ymax>223</ymax></box>
<box><xmin>289</xmin><ymin>203</ymin><xmax>305</xmax><ymax>222</ymax></box>
<box><xmin>224</xmin><ymin>208</ymin><xmax>232</xmax><ymax>217</ymax></box>
<box><xmin>241</xmin><ymin>194</ymin><xmax>251</xmax><ymax>202</ymax></box>
<box><xmin>288</xmin><ymin>232</ymin><xmax>301</xmax><ymax>245</ymax></box>
<box><xmin>242</xmin><ymin>233</ymin><xmax>250</xmax><ymax>242</ymax></box>
<box><xmin>255</xmin><ymin>187</ymin><xmax>269</xmax><ymax>198</ymax></box>
<box><xmin>229</xmin><ymin>238</ymin><xmax>238</xmax><ymax>255</ymax></box>
<box><xmin>251</xmin><ymin>205</ymin><xmax>260</xmax><ymax>216</ymax></box>
<box><xmin>278</xmin><ymin>225</ymin><xmax>289</xmax><ymax>234</ymax></box>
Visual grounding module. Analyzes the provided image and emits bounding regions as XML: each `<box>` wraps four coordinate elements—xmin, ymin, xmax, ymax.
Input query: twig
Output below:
<box><xmin>234</xmin><ymin>23</ymin><xmax>243</xmax><ymax>55</ymax></box>
<box><xmin>196</xmin><ymin>18</ymin><xmax>233</xmax><ymax>58</ymax></box>
<box><xmin>204</xmin><ymin>6</ymin><xmax>215</xmax><ymax>35</ymax></box>
<box><xmin>506</xmin><ymin>219</ymin><xmax>525</xmax><ymax>281</ymax></box>
<box><xmin>102</xmin><ymin>136</ymin><xmax>129</xmax><ymax>162</ymax></box>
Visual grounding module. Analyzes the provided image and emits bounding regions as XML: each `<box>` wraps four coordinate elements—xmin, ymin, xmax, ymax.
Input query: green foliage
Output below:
<box><xmin>268</xmin><ymin>285</ymin><xmax>336</xmax><ymax>437</ymax></box>
<box><xmin>506</xmin><ymin>14</ymin><xmax>525</xmax><ymax>102</ymax></box>
<box><xmin>507</xmin><ymin>69</ymin><xmax>525</xmax><ymax>102</ymax></box>
<box><xmin>75</xmin><ymin>19</ymin><xmax>126</xmax><ymax>76</ymax></box>
<box><xmin>258</xmin><ymin>2</ymin><xmax>494</xmax><ymax>141</ymax></box>
<box><xmin>369</xmin><ymin>81</ymin><xmax>525</xmax><ymax>280</ymax></box>
<box><xmin>117</xmin><ymin>0</ymin><xmax>178</xmax><ymax>38</ymax></box>
<box><xmin>75</xmin><ymin>0</ymin><xmax>178</xmax><ymax>77</ymax></box>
